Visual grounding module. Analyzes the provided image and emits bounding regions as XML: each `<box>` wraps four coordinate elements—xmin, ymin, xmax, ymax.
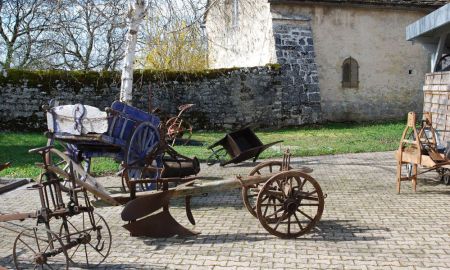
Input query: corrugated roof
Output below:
<box><xmin>268</xmin><ymin>0</ymin><xmax>448</xmax><ymax>9</ymax></box>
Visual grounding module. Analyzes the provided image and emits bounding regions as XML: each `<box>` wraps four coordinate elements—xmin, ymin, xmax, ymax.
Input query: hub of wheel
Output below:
<box><xmin>284</xmin><ymin>198</ymin><xmax>299</xmax><ymax>215</ymax></box>
<box><xmin>80</xmin><ymin>233</ymin><xmax>91</xmax><ymax>244</ymax></box>
<box><xmin>34</xmin><ymin>253</ymin><xmax>46</xmax><ymax>265</ymax></box>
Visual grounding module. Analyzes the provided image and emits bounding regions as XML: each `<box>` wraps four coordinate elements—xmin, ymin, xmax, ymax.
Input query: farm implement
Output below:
<box><xmin>0</xmin><ymin>101</ymin><xmax>325</xmax><ymax>269</ymax></box>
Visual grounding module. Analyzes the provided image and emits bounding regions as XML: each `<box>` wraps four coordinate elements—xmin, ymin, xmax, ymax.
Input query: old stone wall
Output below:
<box><xmin>0</xmin><ymin>67</ymin><xmax>321</xmax><ymax>131</ymax></box>
<box><xmin>272</xmin><ymin>16</ymin><xmax>321</xmax><ymax>126</ymax></box>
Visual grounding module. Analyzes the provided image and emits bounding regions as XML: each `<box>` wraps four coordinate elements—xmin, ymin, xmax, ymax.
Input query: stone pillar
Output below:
<box><xmin>272</xmin><ymin>14</ymin><xmax>321</xmax><ymax>126</ymax></box>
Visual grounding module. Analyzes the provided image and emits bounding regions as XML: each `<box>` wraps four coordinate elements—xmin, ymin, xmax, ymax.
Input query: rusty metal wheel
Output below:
<box><xmin>243</xmin><ymin>161</ymin><xmax>291</xmax><ymax>218</ymax></box>
<box><xmin>13</xmin><ymin>227</ymin><xmax>68</xmax><ymax>269</ymax></box>
<box><xmin>59</xmin><ymin>212</ymin><xmax>112</xmax><ymax>268</ymax></box>
<box><xmin>166</xmin><ymin>117</ymin><xmax>192</xmax><ymax>146</ymax></box>
<box><xmin>256</xmin><ymin>171</ymin><xmax>324</xmax><ymax>238</ymax></box>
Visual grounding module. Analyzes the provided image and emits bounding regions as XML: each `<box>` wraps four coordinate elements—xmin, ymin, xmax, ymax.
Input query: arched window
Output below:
<box><xmin>342</xmin><ymin>57</ymin><xmax>359</xmax><ymax>88</ymax></box>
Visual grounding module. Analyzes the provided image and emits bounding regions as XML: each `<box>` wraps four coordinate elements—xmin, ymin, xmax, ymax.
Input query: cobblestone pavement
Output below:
<box><xmin>1</xmin><ymin>151</ymin><xmax>450</xmax><ymax>269</ymax></box>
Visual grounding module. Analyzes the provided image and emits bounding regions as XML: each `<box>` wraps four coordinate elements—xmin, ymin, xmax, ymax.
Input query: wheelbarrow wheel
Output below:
<box><xmin>59</xmin><ymin>212</ymin><xmax>112</xmax><ymax>268</ymax></box>
<box><xmin>14</xmin><ymin>227</ymin><xmax>68</xmax><ymax>270</ymax></box>
<box><xmin>166</xmin><ymin>117</ymin><xmax>193</xmax><ymax>146</ymax></box>
<box><xmin>242</xmin><ymin>161</ymin><xmax>291</xmax><ymax>218</ymax></box>
<box><xmin>124</xmin><ymin>122</ymin><xmax>161</xmax><ymax>192</ymax></box>
<box><xmin>206</xmin><ymin>148</ymin><xmax>228</xmax><ymax>166</ymax></box>
<box><xmin>256</xmin><ymin>171</ymin><xmax>324</xmax><ymax>239</ymax></box>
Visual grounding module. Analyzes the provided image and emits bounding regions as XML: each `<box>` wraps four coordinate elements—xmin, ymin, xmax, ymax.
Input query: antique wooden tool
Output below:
<box><xmin>396</xmin><ymin>112</ymin><xmax>450</xmax><ymax>193</ymax></box>
<box><xmin>119</xmin><ymin>151</ymin><xmax>325</xmax><ymax>239</ymax></box>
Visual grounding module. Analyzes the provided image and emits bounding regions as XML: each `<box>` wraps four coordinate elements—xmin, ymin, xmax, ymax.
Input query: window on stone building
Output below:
<box><xmin>342</xmin><ymin>57</ymin><xmax>359</xmax><ymax>88</ymax></box>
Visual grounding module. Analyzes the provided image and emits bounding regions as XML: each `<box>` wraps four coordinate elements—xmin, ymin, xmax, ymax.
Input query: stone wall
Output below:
<box><xmin>272</xmin><ymin>16</ymin><xmax>321</xmax><ymax>126</ymax></box>
<box><xmin>0</xmin><ymin>67</ymin><xmax>322</xmax><ymax>131</ymax></box>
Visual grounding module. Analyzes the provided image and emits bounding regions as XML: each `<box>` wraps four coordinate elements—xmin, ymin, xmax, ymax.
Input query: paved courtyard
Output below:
<box><xmin>0</xmin><ymin>151</ymin><xmax>450</xmax><ymax>269</ymax></box>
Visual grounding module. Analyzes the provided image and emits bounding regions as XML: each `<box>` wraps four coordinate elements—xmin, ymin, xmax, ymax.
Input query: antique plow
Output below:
<box><xmin>0</xmin><ymin>147</ymin><xmax>112</xmax><ymax>269</ymax></box>
<box><xmin>31</xmin><ymin>144</ymin><xmax>325</xmax><ymax>241</ymax></box>
<box><xmin>115</xmin><ymin>151</ymin><xmax>326</xmax><ymax>239</ymax></box>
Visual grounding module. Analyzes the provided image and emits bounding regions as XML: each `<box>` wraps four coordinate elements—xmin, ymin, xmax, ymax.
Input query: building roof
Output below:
<box><xmin>407</xmin><ymin>3</ymin><xmax>450</xmax><ymax>42</ymax></box>
<box><xmin>269</xmin><ymin>0</ymin><xmax>448</xmax><ymax>9</ymax></box>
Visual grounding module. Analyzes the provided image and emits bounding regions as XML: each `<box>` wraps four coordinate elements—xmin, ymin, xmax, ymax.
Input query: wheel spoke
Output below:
<box><xmin>84</xmin><ymin>244</ymin><xmax>89</xmax><ymax>266</ymax></box>
<box><xmin>265</xmin><ymin>207</ymin><xmax>285</xmax><ymax>218</ymax></box>
<box><xmin>293</xmin><ymin>212</ymin><xmax>304</xmax><ymax>230</ymax></box>
<box><xmin>70</xmin><ymin>241</ymin><xmax>81</xmax><ymax>260</ymax></box>
<box><xmin>287</xmin><ymin>215</ymin><xmax>291</xmax><ymax>235</ymax></box>
<box><xmin>88</xmin><ymin>242</ymin><xmax>107</xmax><ymax>258</ymax></box>
<box><xmin>34</xmin><ymin>229</ymin><xmax>41</xmax><ymax>252</ymax></box>
<box><xmin>19</xmin><ymin>238</ymin><xmax>37</xmax><ymax>254</ymax></box>
<box><xmin>44</xmin><ymin>262</ymin><xmax>55</xmax><ymax>270</ymax></box>
<box><xmin>273</xmin><ymin>211</ymin><xmax>288</xmax><ymax>231</ymax></box>
<box><xmin>297</xmin><ymin>209</ymin><xmax>314</xmax><ymax>221</ymax></box>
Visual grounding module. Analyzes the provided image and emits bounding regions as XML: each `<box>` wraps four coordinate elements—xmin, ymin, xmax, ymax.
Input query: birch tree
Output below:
<box><xmin>120</xmin><ymin>0</ymin><xmax>148</xmax><ymax>104</ymax></box>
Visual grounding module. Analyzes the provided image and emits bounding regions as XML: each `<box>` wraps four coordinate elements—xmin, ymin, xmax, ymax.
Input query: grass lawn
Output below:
<box><xmin>0</xmin><ymin>121</ymin><xmax>405</xmax><ymax>179</ymax></box>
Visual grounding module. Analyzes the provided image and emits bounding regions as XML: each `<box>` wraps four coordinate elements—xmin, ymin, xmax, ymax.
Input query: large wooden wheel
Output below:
<box><xmin>59</xmin><ymin>212</ymin><xmax>112</xmax><ymax>268</ymax></box>
<box><xmin>123</xmin><ymin>122</ymin><xmax>161</xmax><ymax>191</ymax></box>
<box><xmin>13</xmin><ymin>227</ymin><xmax>68</xmax><ymax>270</ymax></box>
<box><xmin>242</xmin><ymin>161</ymin><xmax>291</xmax><ymax>218</ymax></box>
<box><xmin>256</xmin><ymin>171</ymin><xmax>324</xmax><ymax>238</ymax></box>
<box><xmin>165</xmin><ymin>117</ymin><xmax>193</xmax><ymax>146</ymax></box>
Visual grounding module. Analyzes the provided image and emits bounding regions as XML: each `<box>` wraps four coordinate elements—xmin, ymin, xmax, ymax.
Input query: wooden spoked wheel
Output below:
<box><xmin>123</xmin><ymin>122</ymin><xmax>161</xmax><ymax>191</ymax></box>
<box><xmin>13</xmin><ymin>227</ymin><xmax>68</xmax><ymax>270</ymax></box>
<box><xmin>242</xmin><ymin>161</ymin><xmax>291</xmax><ymax>218</ymax></box>
<box><xmin>166</xmin><ymin>117</ymin><xmax>193</xmax><ymax>146</ymax></box>
<box><xmin>256</xmin><ymin>171</ymin><xmax>324</xmax><ymax>238</ymax></box>
<box><xmin>59</xmin><ymin>212</ymin><xmax>112</xmax><ymax>268</ymax></box>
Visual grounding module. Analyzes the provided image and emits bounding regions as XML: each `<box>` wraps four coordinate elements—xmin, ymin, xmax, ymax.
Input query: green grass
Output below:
<box><xmin>0</xmin><ymin>121</ymin><xmax>405</xmax><ymax>179</ymax></box>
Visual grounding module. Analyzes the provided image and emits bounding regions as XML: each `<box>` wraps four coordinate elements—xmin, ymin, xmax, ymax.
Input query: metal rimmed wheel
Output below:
<box><xmin>13</xmin><ymin>227</ymin><xmax>69</xmax><ymax>270</ymax></box>
<box><xmin>206</xmin><ymin>148</ymin><xmax>228</xmax><ymax>166</ymax></box>
<box><xmin>242</xmin><ymin>161</ymin><xmax>292</xmax><ymax>218</ymax></box>
<box><xmin>123</xmin><ymin>122</ymin><xmax>161</xmax><ymax>191</ymax></box>
<box><xmin>59</xmin><ymin>212</ymin><xmax>112</xmax><ymax>268</ymax></box>
<box><xmin>165</xmin><ymin>117</ymin><xmax>193</xmax><ymax>146</ymax></box>
<box><xmin>256</xmin><ymin>171</ymin><xmax>324</xmax><ymax>239</ymax></box>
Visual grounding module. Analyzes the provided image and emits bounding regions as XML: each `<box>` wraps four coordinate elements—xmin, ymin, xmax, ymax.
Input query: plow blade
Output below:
<box><xmin>121</xmin><ymin>190</ymin><xmax>174</xmax><ymax>221</ymax></box>
<box><xmin>123</xmin><ymin>211</ymin><xmax>199</xmax><ymax>237</ymax></box>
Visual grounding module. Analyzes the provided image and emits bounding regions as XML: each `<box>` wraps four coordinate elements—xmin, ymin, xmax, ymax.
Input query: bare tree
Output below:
<box><xmin>50</xmin><ymin>0</ymin><xmax>127</xmax><ymax>71</ymax></box>
<box><xmin>0</xmin><ymin>0</ymin><xmax>54</xmax><ymax>69</ymax></box>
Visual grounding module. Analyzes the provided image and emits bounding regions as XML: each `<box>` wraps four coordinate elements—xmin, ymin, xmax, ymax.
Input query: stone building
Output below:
<box><xmin>205</xmin><ymin>0</ymin><xmax>447</xmax><ymax>122</ymax></box>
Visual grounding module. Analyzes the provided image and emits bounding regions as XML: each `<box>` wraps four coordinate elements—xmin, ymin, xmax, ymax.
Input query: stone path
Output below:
<box><xmin>1</xmin><ymin>151</ymin><xmax>449</xmax><ymax>269</ymax></box>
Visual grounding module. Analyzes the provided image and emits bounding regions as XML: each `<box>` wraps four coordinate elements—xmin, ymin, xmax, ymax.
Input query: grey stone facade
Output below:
<box><xmin>272</xmin><ymin>18</ymin><xmax>321</xmax><ymax>125</ymax></box>
<box><xmin>0</xmin><ymin>67</ymin><xmax>321</xmax><ymax>131</ymax></box>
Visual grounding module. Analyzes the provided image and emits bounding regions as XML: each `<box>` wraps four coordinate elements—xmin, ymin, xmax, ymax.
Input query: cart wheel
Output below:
<box><xmin>206</xmin><ymin>148</ymin><xmax>228</xmax><ymax>166</ymax></box>
<box><xmin>256</xmin><ymin>171</ymin><xmax>324</xmax><ymax>238</ymax></box>
<box><xmin>166</xmin><ymin>117</ymin><xmax>193</xmax><ymax>146</ymax></box>
<box><xmin>13</xmin><ymin>227</ymin><xmax>68</xmax><ymax>270</ymax></box>
<box><xmin>243</xmin><ymin>161</ymin><xmax>292</xmax><ymax>218</ymax></box>
<box><xmin>59</xmin><ymin>212</ymin><xmax>112</xmax><ymax>268</ymax></box>
<box><xmin>124</xmin><ymin>122</ymin><xmax>161</xmax><ymax>191</ymax></box>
